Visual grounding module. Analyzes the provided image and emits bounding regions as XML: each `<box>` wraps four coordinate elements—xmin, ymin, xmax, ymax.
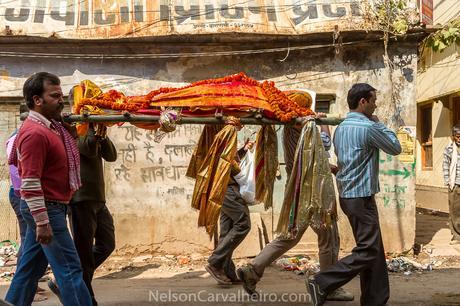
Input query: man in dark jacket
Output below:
<box><xmin>71</xmin><ymin>123</ymin><xmax>117</xmax><ymax>305</ymax></box>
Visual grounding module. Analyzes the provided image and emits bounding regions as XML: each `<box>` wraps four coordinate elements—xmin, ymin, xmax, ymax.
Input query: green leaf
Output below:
<box><xmin>442</xmin><ymin>29</ymin><xmax>451</xmax><ymax>40</ymax></box>
<box><xmin>393</xmin><ymin>19</ymin><xmax>408</xmax><ymax>34</ymax></box>
<box><xmin>426</xmin><ymin>36</ymin><xmax>434</xmax><ymax>45</ymax></box>
<box><xmin>448</xmin><ymin>27</ymin><xmax>459</xmax><ymax>35</ymax></box>
<box><xmin>438</xmin><ymin>41</ymin><xmax>447</xmax><ymax>52</ymax></box>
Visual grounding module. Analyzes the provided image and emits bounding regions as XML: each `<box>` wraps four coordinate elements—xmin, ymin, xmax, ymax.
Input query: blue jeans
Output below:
<box><xmin>5</xmin><ymin>200</ymin><xmax>92</xmax><ymax>306</ymax></box>
<box><xmin>8</xmin><ymin>187</ymin><xmax>27</xmax><ymax>260</ymax></box>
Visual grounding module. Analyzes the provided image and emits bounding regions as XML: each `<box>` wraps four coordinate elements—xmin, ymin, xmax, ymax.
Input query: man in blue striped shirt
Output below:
<box><xmin>306</xmin><ymin>83</ymin><xmax>401</xmax><ymax>306</ymax></box>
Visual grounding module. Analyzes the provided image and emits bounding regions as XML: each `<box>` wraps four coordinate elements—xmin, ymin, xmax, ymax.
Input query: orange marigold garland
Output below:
<box><xmin>75</xmin><ymin>90</ymin><xmax>146</xmax><ymax>114</ymax></box>
<box><xmin>261</xmin><ymin>80</ymin><xmax>315</xmax><ymax>122</ymax></box>
<box><xmin>74</xmin><ymin>73</ymin><xmax>315</xmax><ymax>122</ymax></box>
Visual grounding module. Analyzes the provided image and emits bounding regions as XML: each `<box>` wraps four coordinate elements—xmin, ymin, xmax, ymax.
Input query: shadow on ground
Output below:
<box><xmin>99</xmin><ymin>263</ymin><xmax>161</xmax><ymax>279</ymax></box>
<box><xmin>415</xmin><ymin>208</ymin><xmax>449</xmax><ymax>246</ymax></box>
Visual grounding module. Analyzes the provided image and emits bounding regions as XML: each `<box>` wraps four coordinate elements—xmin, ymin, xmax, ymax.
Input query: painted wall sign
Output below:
<box><xmin>0</xmin><ymin>0</ymin><xmax>369</xmax><ymax>39</ymax></box>
<box><xmin>397</xmin><ymin>126</ymin><xmax>416</xmax><ymax>164</ymax></box>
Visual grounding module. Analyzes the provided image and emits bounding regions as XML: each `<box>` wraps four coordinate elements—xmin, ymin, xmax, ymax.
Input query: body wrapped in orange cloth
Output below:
<box><xmin>73</xmin><ymin>73</ymin><xmax>315</xmax><ymax>124</ymax></box>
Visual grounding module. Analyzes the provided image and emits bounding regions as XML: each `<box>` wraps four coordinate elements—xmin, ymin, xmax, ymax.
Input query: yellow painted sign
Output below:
<box><xmin>397</xmin><ymin>127</ymin><xmax>416</xmax><ymax>164</ymax></box>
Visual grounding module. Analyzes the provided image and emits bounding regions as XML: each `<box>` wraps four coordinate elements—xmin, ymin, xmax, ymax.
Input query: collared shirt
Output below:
<box><xmin>17</xmin><ymin>111</ymin><xmax>70</xmax><ymax>225</ymax></box>
<box><xmin>333</xmin><ymin>112</ymin><xmax>401</xmax><ymax>198</ymax></box>
<box><xmin>28</xmin><ymin>110</ymin><xmax>52</xmax><ymax>129</ymax></box>
<box><xmin>442</xmin><ymin>143</ymin><xmax>460</xmax><ymax>186</ymax></box>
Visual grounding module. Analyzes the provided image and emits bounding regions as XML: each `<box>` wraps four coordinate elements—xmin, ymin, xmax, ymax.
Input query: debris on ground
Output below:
<box><xmin>0</xmin><ymin>240</ymin><xmax>18</xmax><ymax>269</ymax></box>
<box><xmin>96</xmin><ymin>252</ymin><xmax>212</xmax><ymax>277</ymax></box>
<box><xmin>177</xmin><ymin>255</ymin><xmax>190</xmax><ymax>265</ymax></box>
<box><xmin>0</xmin><ymin>240</ymin><xmax>17</xmax><ymax>257</ymax></box>
<box><xmin>190</xmin><ymin>253</ymin><xmax>204</xmax><ymax>261</ymax></box>
<box><xmin>275</xmin><ymin>256</ymin><xmax>320</xmax><ymax>275</ymax></box>
<box><xmin>0</xmin><ymin>271</ymin><xmax>14</xmax><ymax>281</ymax></box>
<box><xmin>0</xmin><ymin>240</ymin><xmax>19</xmax><ymax>281</ymax></box>
<box><xmin>132</xmin><ymin>255</ymin><xmax>152</xmax><ymax>263</ymax></box>
<box><xmin>387</xmin><ymin>256</ymin><xmax>434</xmax><ymax>273</ymax></box>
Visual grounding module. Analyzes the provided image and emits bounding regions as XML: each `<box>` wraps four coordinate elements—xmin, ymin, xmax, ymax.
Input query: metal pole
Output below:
<box><xmin>64</xmin><ymin>114</ymin><xmax>344</xmax><ymax>126</ymax></box>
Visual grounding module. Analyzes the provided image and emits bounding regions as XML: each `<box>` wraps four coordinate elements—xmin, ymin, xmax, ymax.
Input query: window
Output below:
<box><xmin>453</xmin><ymin>96</ymin><xmax>460</xmax><ymax>126</ymax></box>
<box><xmin>420</xmin><ymin>104</ymin><xmax>433</xmax><ymax>169</ymax></box>
<box><xmin>315</xmin><ymin>94</ymin><xmax>335</xmax><ymax>114</ymax></box>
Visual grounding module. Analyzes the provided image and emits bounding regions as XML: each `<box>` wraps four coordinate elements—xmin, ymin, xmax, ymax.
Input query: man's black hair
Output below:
<box><xmin>452</xmin><ymin>124</ymin><xmax>460</xmax><ymax>135</ymax></box>
<box><xmin>347</xmin><ymin>83</ymin><xmax>377</xmax><ymax>110</ymax></box>
<box><xmin>23</xmin><ymin>72</ymin><xmax>60</xmax><ymax>109</ymax></box>
<box><xmin>19</xmin><ymin>103</ymin><xmax>28</xmax><ymax>114</ymax></box>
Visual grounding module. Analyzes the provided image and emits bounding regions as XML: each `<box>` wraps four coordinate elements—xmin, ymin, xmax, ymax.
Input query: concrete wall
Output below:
<box><xmin>0</xmin><ymin>40</ymin><xmax>418</xmax><ymax>254</ymax></box>
<box><xmin>417</xmin><ymin>44</ymin><xmax>460</xmax><ymax>103</ymax></box>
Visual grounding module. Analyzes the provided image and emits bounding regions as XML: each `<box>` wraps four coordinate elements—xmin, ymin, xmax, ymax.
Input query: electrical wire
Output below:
<box><xmin>0</xmin><ymin>34</ymin><xmax>417</xmax><ymax>59</ymax></box>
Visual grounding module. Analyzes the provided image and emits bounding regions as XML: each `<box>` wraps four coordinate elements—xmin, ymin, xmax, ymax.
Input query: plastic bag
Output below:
<box><xmin>234</xmin><ymin>150</ymin><xmax>256</xmax><ymax>204</ymax></box>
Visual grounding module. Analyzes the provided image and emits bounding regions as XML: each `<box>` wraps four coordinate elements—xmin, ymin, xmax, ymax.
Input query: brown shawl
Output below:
<box><xmin>186</xmin><ymin>124</ymin><xmax>224</xmax><ymax>179</ymax></box>
<box><xmin>190</xmin><ymin>125</ymin><xmax>238</xmax><ymax>236</ymax></box>
<box><xmin>276</xmin><ymin>121</ymin><xmax>336</xmax><ymax>238</ymax></box>
<box><xmin>254</xmin><ymin>125</ymin><xmax>278</xmax><ymax>210</ymax></box>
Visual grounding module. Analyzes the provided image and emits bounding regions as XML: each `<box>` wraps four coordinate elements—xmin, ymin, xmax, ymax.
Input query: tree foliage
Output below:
<box><xmin>371</xmin><ymin>0</ymin><xmax>419</xmax><ymax>35</ymax></box>
<box><xmin>424</xmin><ymin>19</ymin><xmax>460</xmax><ymax>53</ymax></box>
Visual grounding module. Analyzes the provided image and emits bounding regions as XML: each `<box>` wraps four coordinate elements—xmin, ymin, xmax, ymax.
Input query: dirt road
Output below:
<box><xmin>0</xmin><ymin>256</ymin><xmax>459</xmax><ymax>306</ymax></box>
<box><xmin>0</xmin><ymin>209</ymin><xmax>459</xmax><ymax>305</ymax></box>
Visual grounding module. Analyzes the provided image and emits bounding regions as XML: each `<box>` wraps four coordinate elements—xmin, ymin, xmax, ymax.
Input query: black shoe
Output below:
<box><xmin>326</xmin><ymin>287</ymin><xmax>354</xmax><ymax>301</ymax></box>
<box><xmin>236</xmin><ymin>267</ymin><xmax>259</xmax><ymax>299</ymax></box>
<box><xmin>228</xmin><ymin>277</ymin><xmax>243</xmax><ymax>285</ymax></box>
<box><xmin>47</xmin><ymin>279</ymin><xmax>63</xmax><ymax>304</ymax></box>
<box><xmin>305</xmin><ymin>277</ymin><xmax>326</xmax><ymax>306</ymax></box>
<box><xmin>205</xmin><ymin>265</ymin><xmax>232</xmax><ymax>285</ymax></box>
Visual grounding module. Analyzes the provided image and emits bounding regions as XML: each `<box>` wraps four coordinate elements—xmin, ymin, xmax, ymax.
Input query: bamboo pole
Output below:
<box><xmin>63</xmin><ymin>113</ymin><xmax>344</xmax><ymax>126</ymax></box>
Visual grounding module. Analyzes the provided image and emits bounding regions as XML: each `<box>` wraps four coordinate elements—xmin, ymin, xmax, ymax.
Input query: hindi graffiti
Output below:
<box><xmin>383</xmin><ymin>195</ymin><xmax>406</xmax><ymax>209</ymax></box>
<box><xmin>110</xmin><ymin>125</ymin><xmax>202</xmax><ymax>188</ymax></box>
<box><xmin>378</xmin><ymin>152</ymin><xmax>414</xmax><ymax>210</ymax></box>
<box><xmin>114</xmin><ymin>164</ymin><xmax>130</xmax><ymax>181</ymax></box>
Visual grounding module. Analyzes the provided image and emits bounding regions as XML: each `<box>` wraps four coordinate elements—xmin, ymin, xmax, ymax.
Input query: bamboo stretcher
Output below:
<box><xmin>63</xmin><ymin>113</ymin><xmax>344</xmax><ymax>126</ymax></box>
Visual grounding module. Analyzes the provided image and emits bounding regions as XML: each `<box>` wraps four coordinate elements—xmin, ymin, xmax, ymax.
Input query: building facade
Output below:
<box><xmin>416</xmin><ymin>0</ymin><xmax>459</xmax><ymax>212</ymax></box>
<box><xmin>0</xmin><ymin>0</ymin><xmax>426</xmax><ymax>254</ymax></box>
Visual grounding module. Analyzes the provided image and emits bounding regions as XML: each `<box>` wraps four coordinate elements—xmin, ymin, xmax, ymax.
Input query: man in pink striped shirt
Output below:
<box><xmin>5</xmin><ymin>72</ymin><xmax>91</xmax><ymax>306</ymax></box>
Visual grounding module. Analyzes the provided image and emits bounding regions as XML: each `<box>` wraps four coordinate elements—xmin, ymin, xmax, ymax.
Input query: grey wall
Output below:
<box><xmin>0</xmin><ymin>40</ymin><xmax>418</xmax><ymax>254</ymax></box>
